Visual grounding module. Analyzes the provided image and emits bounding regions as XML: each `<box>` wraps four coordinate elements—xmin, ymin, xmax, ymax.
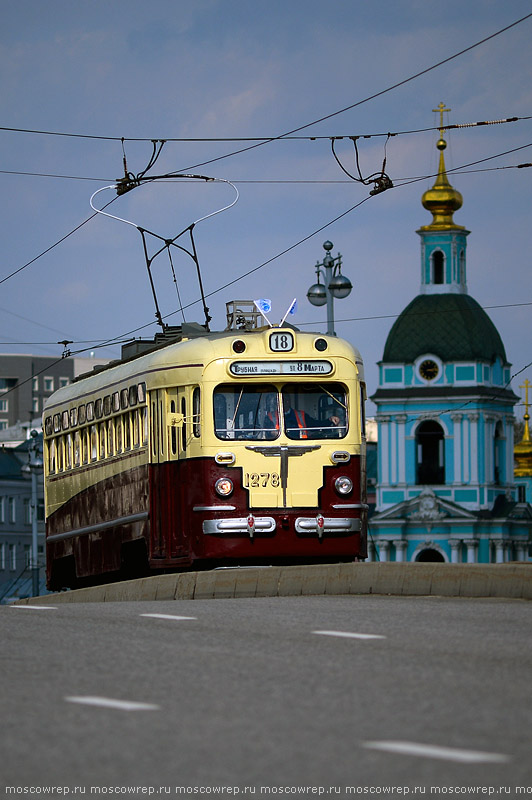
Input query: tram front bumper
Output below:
<box><xmin>202</xmin><ymin>515</ymin><xmax>360</xmax><ymax>539</ymax></box>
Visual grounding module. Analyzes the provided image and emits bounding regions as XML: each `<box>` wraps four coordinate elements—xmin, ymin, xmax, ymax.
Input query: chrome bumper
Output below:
<box><xmin>295</xmin><ymin>516</ymin><xmax>361</xmax><ymax>538</ymax></box>
<box><xmin>202</xmin><ymin>514</ymin><xmax>360</xmax><ymax>540</ymax></box>
<box><xmin>202</xmin><ymin>517</ymin><xmax>276</xmax><ymax>537</ymax></box>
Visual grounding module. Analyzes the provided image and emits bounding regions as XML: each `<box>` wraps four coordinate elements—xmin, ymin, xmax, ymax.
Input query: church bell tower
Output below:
<box><xmin>369</xmin><ymin>105</ymin><xmax>531</xmax><ymax>564</ymax></box>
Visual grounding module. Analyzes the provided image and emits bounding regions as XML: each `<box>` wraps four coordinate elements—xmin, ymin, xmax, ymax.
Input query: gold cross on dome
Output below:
<box><xmin>433</xmin><ymin>102</ymin><xmax>451</xmax><ymax>136</ymax></box>
<box><xmin>520</xmin><ymin>378</ymin><xmax>531</xmax><ymax>412</ymax></box>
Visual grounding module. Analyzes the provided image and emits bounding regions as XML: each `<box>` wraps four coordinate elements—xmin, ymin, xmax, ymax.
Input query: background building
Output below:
<box><xmin>369</xmin><ymin>114</ymin><xmax>532</xmax><ymax>563</ymax></box>
<box><xmin>0</xmin><ymin>353</ymin><xmax>108</xmax><ymax>600</ymax></box>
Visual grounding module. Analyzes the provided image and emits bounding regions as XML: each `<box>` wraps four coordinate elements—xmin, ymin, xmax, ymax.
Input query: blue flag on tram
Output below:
<box><xmin>254</xmin><ymin>298</ymin><xmax>272</xmax><ymax>314</ymax></box>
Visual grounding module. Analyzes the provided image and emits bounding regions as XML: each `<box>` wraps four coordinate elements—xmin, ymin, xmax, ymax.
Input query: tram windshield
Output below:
<box><xmin>213</xmin><ymin>382</ymin><xmax>348</xmax><ymax>440</ymax></box>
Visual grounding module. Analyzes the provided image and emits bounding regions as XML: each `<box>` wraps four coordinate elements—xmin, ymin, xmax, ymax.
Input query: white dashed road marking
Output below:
<box><xmin>363</xmin><ymin>740</ymin><xmax>509</xmax><ymax>763</ymax></box>
<box><xmin>140</xmin><ymin>613</ymin><xmax>197</xmax><ymax>621</ymax></box>
<box><xmin>10</xmin><ymin>605</ymin><xmax>57</xmax><ymax>610</ymax></box>
<box><xmin>65</xmin><ymin>696</ymin><xmax>159</xmax><ymax>711</ymax></box>
<box><xmin>313</xmin><ymin>630</ymin><xmax>386</xmax><ymax>640</ymax></box>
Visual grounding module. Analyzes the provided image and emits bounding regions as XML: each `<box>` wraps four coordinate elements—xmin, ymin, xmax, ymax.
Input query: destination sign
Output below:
<box><xmin>230</xmin><ymin>360</ymin><xmax>333</xmax><ymax>376</ymax></box>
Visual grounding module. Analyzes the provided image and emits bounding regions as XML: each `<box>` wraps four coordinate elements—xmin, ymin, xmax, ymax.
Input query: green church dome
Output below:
<box><xmin>382</xmin><ymin>293</ymin><xmax>507</xmax><ymax>364</ymax></box>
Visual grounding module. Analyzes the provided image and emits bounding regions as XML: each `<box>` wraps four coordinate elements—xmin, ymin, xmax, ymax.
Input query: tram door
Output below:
<box><xmin>150</xmin><ymin>388</ymin><xmax>186</xmax><ymax>560</ymax></box>
<box><xmin>168</xmin><ymin>387</ymin><xmax>187</xmax><ymax>558</ymax></box>
<box><xmin>149</xmin><ymin>389</ymin><xmax>166</xmax><ymax>558</ymax></box>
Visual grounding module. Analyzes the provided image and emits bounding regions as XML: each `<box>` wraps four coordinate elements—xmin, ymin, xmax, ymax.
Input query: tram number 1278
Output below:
<box><xmin>243</xmin><ymin>472</ymin><xmax>281</xmax><ymax>488</ymax></box>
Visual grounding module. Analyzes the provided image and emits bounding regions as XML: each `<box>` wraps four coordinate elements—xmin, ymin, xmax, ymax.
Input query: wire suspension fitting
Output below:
<box><xmin>331</xmin><ymin>135</ymin><xmax>394</xmax><ymax>196</ymax></box>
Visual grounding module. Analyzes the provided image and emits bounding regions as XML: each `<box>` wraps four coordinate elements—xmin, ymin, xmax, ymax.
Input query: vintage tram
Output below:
<box><xmin>43</xmin><ymin>302</ymin><xmax>367</xmax><ymax>589</ymax></box>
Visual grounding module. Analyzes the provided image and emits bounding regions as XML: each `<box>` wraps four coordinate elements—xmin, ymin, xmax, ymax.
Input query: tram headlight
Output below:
<box><xmin>232</xmin><ymin>339</ymin><xmax>246</xmax><ymax>354</ymax></box>
<box><xmin>334</xmin><ymin>476</ymin><xmax>353</xmax><ymax>496</ymax></box>
<box><xmin>215</xmin><ymin>477</ymin><xmax>234</xmax><ymax>497</ymax></box>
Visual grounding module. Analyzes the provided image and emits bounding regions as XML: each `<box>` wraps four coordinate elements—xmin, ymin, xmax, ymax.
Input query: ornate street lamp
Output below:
<box><xmin>22</xmin><ymin>430</ymin><xmax>43</xmax><ymax>597</ymax></box>
<box><xmin>306</xmin><ymin>240</ymin><xmax>352</xmax><ymax>336</ymax></box>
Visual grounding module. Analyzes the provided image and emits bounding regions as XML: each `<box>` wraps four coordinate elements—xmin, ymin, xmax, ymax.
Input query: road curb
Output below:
<box><xmin>11</xmin><ymin>562</ymin><xmax>532</xmax><ymax>604</ymax></box>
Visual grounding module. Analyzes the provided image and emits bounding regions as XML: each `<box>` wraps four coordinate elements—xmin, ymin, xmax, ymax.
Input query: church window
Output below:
<box><xmin>459</xmin><ymin>249</ymin><xmax>465</xmax><ymax>284</ymax></box>
<box><xmin>416</xmin><ymin>420</ymin><xmax>445</xmax><ymax>484</ymax></box>
<box><xmin>416</xmin><ymin>548</ymin><xmax>445</xmax><ymax>563</ymax></box>
<box><xmin>431</xmin><ymin>250</ymin><xmax>444</xmax><ymax>284</ymax></box>
<box><xmin>493</xmin><ymin>421</ymin><xmax>504</xmax><ymax>485</ymax></box>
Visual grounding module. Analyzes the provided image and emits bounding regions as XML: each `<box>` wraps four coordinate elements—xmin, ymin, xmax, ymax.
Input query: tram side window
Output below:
<box><xmin>132</xmin><ymin>409</ymin><xmax>140</xmax><ymax>448</ymax></box>
<box><xmin>49</xmin><ymin>439</ymin><xmax>56</xmax><ymax>474</ymax></box>
<box><xmin>281</xmin><ymin>382</ymin><xmax>348</xmax><ymax>440</ymax></box>
<box><xmin>91</xmin><ymin>426</ymin><xmax>98</xmax><ymax>461</ymax></box>
<box><xmin>193</xmin><ymin>387</ymin><xmax>201</xmax><ymax>438</ymax></box>
<box><xmin>66</xmin><ymin>434</ymin><xmax>73</xmax><ymax>469</ymax></box>
<box><xmin>83</xmin><ymin>429</ymin><xmax>90</xmax><ymax>464</ymax></box>
<box><xmin>74</xmin><ymin>431</ymin><xmax>81</xmax><ymax>467</ymax></box>
<box><xmin>116</xmin><ymin>417</ymin><xmax>123</xmax><ymax>453</ymax></box>
<box><xmin>57</xmin><ymin>437</ymin><xmax>64</xmax><ymax>472</ymax></box>
<box><xmin>213</xmin><ymin>384</ymin><xmax>279</xmax><ymax>441</ymax></box>
<box><xmin>107</xmin><ymin>420</ymin><xmax>114</xmax><ymax>457</ymax></box>
<box><xmin>141</xmin><ymin>407</ymin><xmax>148</xmax><ymax>445</ymax></box>
<box><xmin>181</xmin><ymin>397</ymin><xmax>187</xmax><ymax>452</ymax></box>
<box><xmin>170</xmin><ymin>401</ymin><xmax>177</xmax><ymax>456</ymax></box>
<box><xmin>99</xmin><ymin>423</ymin><xmax>106</xmax><ymax>459</ymax></box>
<box><xmin>125</xmin><ymin>412</ymin><xmax>131</xmax><ymax>450</ymax></box>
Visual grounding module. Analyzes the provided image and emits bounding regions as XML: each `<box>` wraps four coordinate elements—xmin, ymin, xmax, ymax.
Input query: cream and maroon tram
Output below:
<box><xmin>43</xmin><ymin>309</ymin><xmax>367</xmax><ymax>589</ymax></box>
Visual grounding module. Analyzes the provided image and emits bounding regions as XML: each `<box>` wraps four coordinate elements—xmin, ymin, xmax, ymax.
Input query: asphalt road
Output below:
<box><xmin>1</xmin><ymin>595</ymin><xmax>532</xmax><ymax>795</ymax></box>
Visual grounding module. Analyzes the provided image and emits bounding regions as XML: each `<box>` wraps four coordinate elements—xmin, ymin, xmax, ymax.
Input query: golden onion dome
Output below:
<box><xmin>420</xmin><ymin>137</ymin><xmax>465</xmax><ymax>231</ymax></box>
<box><xmin>515</xmin><ymin>381</ymin><xmax>532</xmax><ymax>477</ymax></box>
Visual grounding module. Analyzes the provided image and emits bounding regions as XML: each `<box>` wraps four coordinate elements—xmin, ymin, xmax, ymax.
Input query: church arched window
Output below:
<box><xmin>416</xmin><ymin>420</ymin><xmax>445</xmax><ymax>484</ymax></box>
<box><xmin>493</xmin><ymin>421</ymin><xmax>504</xmax><ymax>485</ymax></box>
<box><xmin>431</xmin><ymin>250</ymin><xmax>444</xmax><ymax>284</ymax></box>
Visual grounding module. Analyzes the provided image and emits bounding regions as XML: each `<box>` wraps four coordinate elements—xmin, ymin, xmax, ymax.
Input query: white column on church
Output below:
<box><xmin>396</xmin><ymin>415</ymin><xmax>407</xmax><ymax>484</ymax></box>
<box><xmin>463</xmin><ymin>414</ymin><xmax>470</xmax><ymax>484</ymax></box>
<box><xmin>394</xmin><ymin>539</ymin><xmax>407</xmax><ymax>562</ymax></box>
<box><xmin>494</xmin><ymin>539</ymin><xmax>505</xmax><ymax>563</ymax></box>
<box><xmin>379</xmin><ymin>540</ymin><xmax>390</xmax><ymax>562</ymax></box>
<box><xmin>451</xmin><ymin>413</ymin><xmax>462</xmax><ymax>483</ymax></box>
<box><xmin>390</xmin><ymin>417</ymin><xmax>397</xmax><ymax>485</ymax></box>
<box><xmin>516</xmin><ymin>543</ymin><xmax>527</xmax><ymax>561</ymax></box>
<box><xmin>465</xmin><ymin>539</ymin><xmax>478</xmax><ymax>564</ymax></box>
<box><xmin>379</xmin><ymin>416</ymin><xmax>390</xmax><ymax>485</ymax></box>
<box><xmin>449</xmin><ymin>539</ymin><xmax>462</xmax><ymax>564</ymax></box>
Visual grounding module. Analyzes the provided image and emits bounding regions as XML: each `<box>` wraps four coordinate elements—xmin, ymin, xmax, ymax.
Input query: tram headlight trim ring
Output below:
<box><xmin>334</xmin><ymin>476</ymin><xmax>353</xmax><ymax>496</ymax></box>
<box><xmin>215</xmin><ymin>477</ymin><xmax>234</xmax><ymax>497</ymax></box>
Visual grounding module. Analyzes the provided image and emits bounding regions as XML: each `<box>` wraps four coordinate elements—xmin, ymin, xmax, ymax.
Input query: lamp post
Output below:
<box><xmin>306</xmin><ymin>240</ymin><xmax>352</xmax><ymax>336</ymax></box>
<box><xmin>23</xmin><ymin>430</ymin><xmax>43</xmax><ymax>597</ymax></box>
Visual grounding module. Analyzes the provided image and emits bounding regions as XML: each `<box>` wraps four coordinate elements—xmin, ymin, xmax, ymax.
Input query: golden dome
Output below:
<box><xmin>420</xmin><ymin>136</ymin><xmax>465</xmax><ymax>231</ymax></box>
<box><xmin>515</xmin><ymin>380</ymin><xmax>532</xmax><ymax>477</ymax></box>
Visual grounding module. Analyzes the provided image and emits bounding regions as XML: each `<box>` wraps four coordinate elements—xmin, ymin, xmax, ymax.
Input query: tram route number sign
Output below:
<box><xmin>230</xmin><ymin>360</ymin><xmax>333</xmax><ymax>376</ymax></box>
<box><xmin>269</xmin><ymin>331</ymin><xmax>294</xmax><ymax>352</ymax></box>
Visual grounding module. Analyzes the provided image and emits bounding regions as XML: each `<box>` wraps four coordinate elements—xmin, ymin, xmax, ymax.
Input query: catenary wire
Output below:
<box><xmin>2</xmin><ymin>135</ymin><xmax>530</xmax><ymax>289</ymax></box>
<box><xmin>0</xmin><ymin>115</ymin><xmax>529</xmax><ymax>146</ymax></box>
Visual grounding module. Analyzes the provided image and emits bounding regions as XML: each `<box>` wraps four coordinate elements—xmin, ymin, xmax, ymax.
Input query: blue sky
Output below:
<box><xmin>1</xmin><ymin>0</ymin><xmax>531</xmax><ymax>415</ymax></box>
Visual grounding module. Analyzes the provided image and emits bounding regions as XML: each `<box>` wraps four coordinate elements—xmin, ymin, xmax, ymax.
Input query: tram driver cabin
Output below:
<box><xmin>43</xmin><ymin>302</ymin><xmax>368</xmax><ymax>589</ymax></box>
